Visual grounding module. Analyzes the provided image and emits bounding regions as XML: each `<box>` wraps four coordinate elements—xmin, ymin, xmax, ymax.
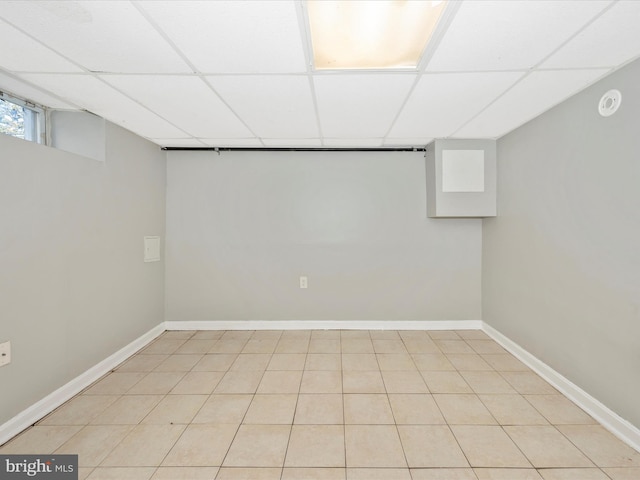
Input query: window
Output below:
<box><xmin>0</xmin><ymin>92</ymin><xmax>45</xmax><ymax>143</ymax></box>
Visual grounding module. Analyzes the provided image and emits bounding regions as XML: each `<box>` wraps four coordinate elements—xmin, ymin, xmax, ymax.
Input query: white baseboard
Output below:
<box><xmin>482</xmin><ymin>322</ymin><xmax>640</xmax><ymax>453</ymax></box>
<box><xmin>164</xmin><ymin>319</ymin><xmax>483</xmax><ymax>331</ymax></box>
<box><xmin>0</xmin><ymin>324</ymin><xmax>165</xmax><ymax>446</ymax></box>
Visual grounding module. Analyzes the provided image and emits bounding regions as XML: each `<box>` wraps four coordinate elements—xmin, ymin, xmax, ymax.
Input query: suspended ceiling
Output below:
<box><xmin>0</xmin><ymin>0</ymin><xmax>639</xmax><ymax>148</ymax></box>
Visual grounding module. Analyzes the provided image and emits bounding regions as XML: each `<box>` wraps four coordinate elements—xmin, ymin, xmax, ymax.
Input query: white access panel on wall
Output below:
<box><xmin>426</xmin><ymin>139</ymin><xmax>496</xmax><ymax>217</ymax></box>
<box><xmin>144</xmin><ymin>236</ymin><xmax>161</xmax><ymax>262</ymax></box>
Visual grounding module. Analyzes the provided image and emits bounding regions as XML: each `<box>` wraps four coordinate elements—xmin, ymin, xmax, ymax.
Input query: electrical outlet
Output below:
<box><xmin>299</xmin><ymin>276</ymin><xmax>308</xmax><ymax>289</ymax></box>
<box><xmin>0</xmin><ymin>341</ymin><xmax>10</xmax><ymax>367</ymax></box>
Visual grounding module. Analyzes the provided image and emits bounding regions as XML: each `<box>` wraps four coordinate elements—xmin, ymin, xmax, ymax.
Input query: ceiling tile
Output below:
<box><xmin>262</xmin><ymin>138</ymin><xmax>322</xmax><ymax>147</ymax></box>
<box><xmin>0</xmin><ymin>1</ymin><xmax>191</xmax><ymax>73</ymax></box>
<box><xmin>19</xmin><ymin>73</ymin><xmax>187</xmax><ymax>138</ymax></box>
<box><xmin>389</xmin><ymin>72</ymin><xmax>523</xmax><ymax>139</ymax></box>
<box><xmin>0</xmin><ymin>19</ymin><xmax>82</xmax><ymax>73</ymax></box>
<box><xmin>323</xmin><ymin>138</ymin><xmax>384</xmax><ymax>147</ymax></box>
<box><xmin>0</xmin><ymin>71</ymin><xmax>77</xmax><ymax>109</ymax></box>
<box><xmin>199</xmin><ymin>138</ymin><xmax>264</xmax><ymax>147</ymax></box>
<box><xmin>103</xmin><ymin>75</ymin><xmax>253</xmax><ymax>138</ymax></box>
<box><xmin>426</xmin><ymin>0</ymin><xmax>612</xmax><ymax>71</ymax></box>
<box><xmin>313</xmin><ymin>74</ymin><xmax>416</xmax><ymax>138</ymax></box>
<box><xmin>541</xmin><ymin>1</ymin><xmax>640</xmax><ymax>69</ymax></box>
<box><xmin>455</xmin><ymin>69</ymin><xmax>609</xmax><ymax>138</ymax></box>
<box><xmin>150</xmin><ymin>138</ymin><xmax>206</xmax><ymax>148</ymax></box>
<box><xmin>207</xmin><ymin>75</ymin><xmax>318</xmax><ymax>138</ymax></box>
<box><xmin>138</xmin><ymin>0</ymin><xmax>307</xmax><ymax>73</ymax></box>
<box><xmin>384</xmin><ymin>138</ymin><xmax>433</xmax><ymax>147</ymax></box>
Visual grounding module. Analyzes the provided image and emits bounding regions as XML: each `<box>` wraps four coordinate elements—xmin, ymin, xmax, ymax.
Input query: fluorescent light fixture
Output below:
<box><xmin>307</xmin><ymin>0</ymin><xmax>447</xmax><ymax>70</ymax></box>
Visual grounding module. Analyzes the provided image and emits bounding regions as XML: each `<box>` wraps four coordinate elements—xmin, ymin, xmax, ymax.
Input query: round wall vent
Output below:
<box><xmin>598</xmin><ymin>89</ymin><xmax>622</xmax><ymax>117</ymax></box>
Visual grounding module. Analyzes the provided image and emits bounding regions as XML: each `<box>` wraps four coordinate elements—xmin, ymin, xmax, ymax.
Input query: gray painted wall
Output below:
<box><xmin>0</xmin><ymin>122</ymin><xmax>166</xmax><ymax>425</ymax></box>
<box><xmin>166</xmin><ymin>150</ymin><xmax>482</xmax><ymax>321</ymax></box>
<box><xmin>483</xmin><ymin>59</ymin><xmax>640</xmax><ymax>428</ymax></box>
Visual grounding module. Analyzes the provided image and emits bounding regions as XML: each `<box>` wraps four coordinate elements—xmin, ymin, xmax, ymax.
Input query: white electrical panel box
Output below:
<box><xmin>144</xmin><ymin>236</ymin><xmax>161</xmax><ymax>262</ymax></box>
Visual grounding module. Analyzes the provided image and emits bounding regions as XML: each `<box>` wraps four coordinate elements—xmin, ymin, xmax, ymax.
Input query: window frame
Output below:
<box><xmin>0</xmin><ymin>91</ymin><xmax>46</xmax><ymax>144</ymax></box>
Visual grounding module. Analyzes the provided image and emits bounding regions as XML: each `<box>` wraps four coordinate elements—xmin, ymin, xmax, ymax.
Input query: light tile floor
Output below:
<box><xmin>2</xmin><ymin>329</ymin><xmax>639</xmax><ymax>480</ymax></box>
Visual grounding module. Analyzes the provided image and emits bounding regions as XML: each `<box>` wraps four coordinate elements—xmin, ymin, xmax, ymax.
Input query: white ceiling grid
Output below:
<box><xmin>0</xmin><ymin>0</ymin><xmax>639</xmax><ymax>148</ymax></box>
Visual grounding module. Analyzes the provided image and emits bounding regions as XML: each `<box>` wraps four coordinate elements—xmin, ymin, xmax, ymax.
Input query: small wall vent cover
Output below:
<box><xmin>598</xmin><ymin>89</ymin><xmax>622</xmax><ymax>117</ymax></box>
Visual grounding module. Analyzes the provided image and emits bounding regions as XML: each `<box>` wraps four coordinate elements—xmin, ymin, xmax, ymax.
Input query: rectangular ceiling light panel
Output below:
<box><xmin>308</xmin><ymin>0</ymin><xmax>447</xmax><ymax>70</ymax></box>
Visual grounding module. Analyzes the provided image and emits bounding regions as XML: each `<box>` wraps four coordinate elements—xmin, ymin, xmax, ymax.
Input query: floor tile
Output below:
<box><xmin>285</xmin><ymin>425</ymin><xmax>345</xmax><ymax>467</ymax></box>
<box><xmin>524</xmin><ymin>395</ymin><xmax>595</xmax><ymax>425</ymax></box>
<box><xmin>127</xmin><ymin>372</ymin><xmax>185</xmax><ymax>394</ymax></box>
<box><xmin>117</xmin><ymin>355</ymin><xmax>168</xmax><ymax>372</ymax></box>
<box><xmin>398</xmin><ymin>425</ymin><xmax>469</xmax><ymax>468</ymax></box>
<box><xmin>90</xmin><ymin>395</ymin><xmax>163</xmax><ymax>425</ymax></box>
<box><xmin>388</xmin><ymin>394</ymin><xmax>445</xmax><ymax>425</ymax></box>
<box><xmin>344</xmin><ymin>394</ymin><xmax>394</xmax><ymax>424</ymax></box>
<box><xmin>342</xmin><ymin>371</ymin><xmax>385</xmax><ymax>393</ymax></box>
<box><xmin>175</xmin><ymin>339</ymin><xmax>218</xmax><ymax>354</ymax></box>
<box><xmin>402</xmin><ymin>339</ymin><xmax>441</xmax><ymax>354</ymax></box>
<box><xmin>460</xmin><ymin>371</ymin><xmax>517</xmax><ymax>394</ymax></box>
<box><xmin>429</xmin><ymin>331</ymin><xmax>462</xmax><ymax>340</ymax></box>
<box><xmin>341</xmin><ymin>331</ymin><xmax>371</xmax><ymax>340</ymax></box>
<box><xmin>465</xmin><ymin>340</ymin><xmax>506</xmax><ymax>354</ymax></box>
<box><xmin>382</xmin><ymin>370</ymin><xmax>429</xmax><ymax>393</ymax></box>
<box><xmin>101</xmin><ymin>424</ymin><xmax>185</xmax><ymax>466</ymax></box>
<box><xmin>479</xmin><ymin>394</ymin><xmax>549</xmax><ymax>426</ymax></box>
<box><xmin>474</xmin><ymin>469</ymin><xmax>542</xmax><ymax>479</ymax></box>
<box><xmin>504</xmin><ymin>426</ymin><xmax>594</xmax><ymax>468</ymax></box>
<box><xmin>434</xmin><ymin>394</ymin><xmax>497</xmax><ymax>425</ymax></box>
<box><xmin>451</xmin><ymin>425</ymin><xmax>531</xmax><ymax>468</ymax></box>
<box><xmin>268</xmin><ymin>353</ymin><xmax>306</xmax><ymax>370</ymax></box>
<box><xmin>446</xmin><ymin>354</ymin><xmax>494</xmax><ymax>371</ymax></box>
<box><xmin>300</xmin><ymin>371</ymin><xmax>343</xmax><ymax>393</ymax></box>
<box><xmin>457</xmin><ymin>331</ymin><xmax>490</xmax><ymax>340</ymax></box>
<box><xmin>39</xmin><ymin>395</ymin><xmax>119</xmax><ymax>425</ymax></box>
<box><xmin>83</xmin><ymin>373</ymin><xmax>146</xmax><ymax>395</ymax></box>
<box><xmin>377</xmin><ymin>353</ymin><xmax>416</xmax><ymax>371</ymax></box>
<box><xmin>482</xmin><ymin>354</ymin><xmax>529</xmax><ymax>372</ymax></box>
<box><xmin>162</xmin><ymin>424</ymin><xmax>238</xmax><ymax>466</ymax></box>
<box><xmin>345</xmin><ymin>425</ymin><xmax>407</xmax><ymax>468</ymax></box>
<box><xmin>192</xmin><ymin>354</ymin><xmax>238</xmax><ymax>371</ymax></box>
<box><xmin>498</xmin><ymin>372</ymin><xmax>557</xmax><ymax>395</ymax></box>
<box><xmin>0</xmin><ymin>426</ymin><xmax>83</xmax><ymax>454</ymax></box>
<box><xmin>214</xmin><ymin>371</ymin><xmax>263</xmax><ymax>394</ymax></box>
<box><xmin>372</xmin><ymin>339</ymin><xmax>407</xmax><ymax>353</ymax></box>
<box><xmin>306</xmin><ymin>353</ymin><xmax>342</xmax><ymax>371</ymax></box>
<box><xmin>55</xmin><ymin>425</ymin><xmax>133</xmax><ymax>467</ymax></box>
<box><xmin>603</xmin><ymin>467</ymin><xmax>640</xmax><ymax>479</ymax></box>
<box><xmin>341</xmin><ymin>354</ymin><xmax>378</xmax><ymax>371</ymax></box>
<box><xmin>308</xmin><ymin>338</ymin><xmax>341</xmax><ymax>353</ymax></box>
<box><xmin>230</xmin><ymin>353</ymin><xmax>272</xmax><ymax>371</ymax></box>
<box><xmin>556</xmin><ymin>425</ymin><xmax>640</xmax><ymax>467</ymax></box>
<box><xmin>87</xmin><ymin>467</ymin><xmax>156</xmax><ymax>479</ymax></box>
<box><xmin>243</xmin><ymin>394</ymin><xmax>297</xmax><ymax>424</ymax></box>
<box><xmin>216</xmin><ymin>467</ymin><xmax>281</xmax><ymax>479</ymax></box>
<box><xmin>421</xmin><ymin>371</ymin><xmax>473</xmax><ymax>394</ymax></box>
<box><xmin>153</xmin><ymin>354</ymin><xmax>203</xmax><ymax>372</ymax></box>
<box><xmin>412</xmin><ymin>354</ymin><xmax>456</xmax><ymax>371</ymax></box>
<box><xmin>348</xmin><ymin>467</ymin><xmax>411</xmax><ymax>479</ymax></box>
<box><xmin>295</xmin><ymin>394</ymin><xmax>344</xmax><ymax>424</ymax></box>
<box><xmin>434</xmin><ymin>340</ymin><xmax>475</xmax><ymax>354</ymax></box>
<box><xmin>341</xmin><ymin>338</ymin><xmax>374</xmax><ymax>353</ymax></box>
<box><xmin>257</xmin><ymin>370</ymin><xmax>302</xmax><ymax>393</ymax></box>
<box><xmin>141</xmin><ymin>395</ymin><xmax>207</xmax><ymax>424</ymax></box>
<box><xmin>282</xmin><ymin>468</ymin><xmax>345</xmax><ymax>479</ymax></box>
<box><xmin>191</xmin><ymin>331</ymin><xmax>224</xmax><ymax>340</ymax></box>
<box><xmin>370</xmin><ymin>330</ymin><xmax>401</xmax><ymax>339</ymax></box>
<box><xmin>411</xmin><ymin>468</ymin><xmax>478</xmax><ymax>479</ymax></box>
<box><xmin>223</xmin><ymin>425</ymin><xmax>291</xmax><ymax>467</ymax></box>
<box><xmin>192</xmin><ymin>395</ymin><xmax>252</xmax><ymax>424</ymax></box>
<box><xmin>274</xmin><ymin>339</ymin><xmax>309</xmax><ymax>354</ymax></box>
<box><xmin>150</xmin><ymin>467</ymin><xmax>220</xmax><ymax>479</ymax></box>
<box><xmin>242</xmin><ymin>339</ymin><xmax>278</xmax><ymax>354</ymax></box>
<box><xmin>209</xmin><ymin>340</ymin><xmax>247</xmax><ymax>354</ymax></box>
<box><xmin>141</xmin><ymin>338</ymin><xmax>186</xmax><ymax>355</ymax></box>
<box><xmin>170</xmin><ymin>371</ymin><xmax>224</xmax><ymax>394</ymax></box>
<box><xmin>537</xmin><ymin>468</ymin><xmax>610</xmax><ymax>479</ymax></box>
